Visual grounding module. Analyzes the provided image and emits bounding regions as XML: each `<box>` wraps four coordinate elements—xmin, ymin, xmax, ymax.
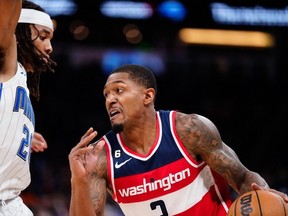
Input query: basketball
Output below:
<box><xmin>227</xmin><ymin>190</ymin><xmax>288</xmax><ymax>216</ymax></box>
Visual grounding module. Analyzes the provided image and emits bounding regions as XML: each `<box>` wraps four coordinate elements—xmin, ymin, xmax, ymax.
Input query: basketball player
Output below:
<box><xmin>69</xmin><ymin>64</ymin><xmax>288</xmax><ymax>215</ymax></box>
<box><xmin>0</xmin><ymin>0</ymin><xmax>55</xmax><ymax>215</ymax></box>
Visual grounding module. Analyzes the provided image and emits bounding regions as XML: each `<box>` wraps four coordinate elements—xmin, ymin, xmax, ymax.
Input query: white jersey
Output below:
<box><xmin>0</xmin><ymin>63</ymin><xmax>35</xmax><ymax>201</ymax></box>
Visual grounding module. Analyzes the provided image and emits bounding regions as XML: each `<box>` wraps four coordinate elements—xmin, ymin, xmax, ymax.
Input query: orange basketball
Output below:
<box><xmin>227</xmin><ymin>190</ymin><xmax>288</xmax><ymax>216</ymax></box>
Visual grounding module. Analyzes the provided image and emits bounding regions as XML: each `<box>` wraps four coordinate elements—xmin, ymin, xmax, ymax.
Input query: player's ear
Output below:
<box><xmin>144</xmin><ymin>88</ymin><xmax>155</xmax><ymax>106</ymax></box>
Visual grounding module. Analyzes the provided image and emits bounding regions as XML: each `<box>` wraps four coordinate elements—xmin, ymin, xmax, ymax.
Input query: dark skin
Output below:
<box><xmin>69</xmin><ymin>72</ymin><xmax>288</xmax><ymax>216</ymax></box>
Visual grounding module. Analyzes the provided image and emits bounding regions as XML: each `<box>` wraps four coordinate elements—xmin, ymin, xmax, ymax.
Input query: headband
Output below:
<box><xmin>18</xmin><ymin>8</ymin><xmax>54</xmax><ymax>31</ymax></box>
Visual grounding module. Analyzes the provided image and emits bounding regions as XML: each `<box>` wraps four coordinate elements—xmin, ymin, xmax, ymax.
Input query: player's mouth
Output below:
<box><xmin>109</xmin><ymin>108</ymin><xmax>121</xmax><ymax>122</ymax></box>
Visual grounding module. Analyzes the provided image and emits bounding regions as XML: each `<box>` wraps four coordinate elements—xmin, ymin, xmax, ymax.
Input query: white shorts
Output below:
<box><xmin>0</xmin><ymin>196</ymin><xmax>33</xmax><ymax>216</ymax></box>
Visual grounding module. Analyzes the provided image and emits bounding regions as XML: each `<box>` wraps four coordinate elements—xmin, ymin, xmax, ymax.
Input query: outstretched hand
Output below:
<box><xmin>31</xmin><ymin>132</ymin><xmax>48</xmax><ymax>152</ymax></box>
<box><xmin>251</xmin><ymin>183</ymin><xmax>288</xmax><ymax>202</ymax></box>
<box><xmin>68</xmin><ymin>127</ymin><xmax>105</xmax><ymax>182</ymax></box>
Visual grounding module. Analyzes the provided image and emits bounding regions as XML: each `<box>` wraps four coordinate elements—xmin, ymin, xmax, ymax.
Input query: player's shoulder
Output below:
<box><xmin>175</xmin><ymin>111</ymin><xmax>201</xmax><ymax>120</ymax></box>
<box><xmin>175</xmin><ymin>111</ymin><xmax>217</xmax><ymax>130</ymax></box>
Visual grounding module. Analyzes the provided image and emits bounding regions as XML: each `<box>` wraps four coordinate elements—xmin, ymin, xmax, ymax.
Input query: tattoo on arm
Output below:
<box><xmin>89</xmin><ymin>149</ymin><xmax>108</xmax><ymax>216</ymax></box>
<box><xmin>176</xmin><ymin>113</ymin><xmax>222</xmax><ymax>161</ymax></box>
<box><xmin>175</xmin><ymin>112</ymin><xmax>250</xmax><ymax>193</ymax></box>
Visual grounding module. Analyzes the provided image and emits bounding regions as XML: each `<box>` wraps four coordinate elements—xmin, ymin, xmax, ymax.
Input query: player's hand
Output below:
<box><xmin>31</xmin><ymin>132</ymin><xmax>48</xmax><ymax>152</ymax></box>
<box><xmin>68</xmin><ymin>127</ymin><xmax>104</xmax><ymax>181</ymax></box>
<box><xmin>84</xmin><ymin>139</ymin><xmax>105</xmax><ymax>173</ymax></box>
<box><xmin>251</xmin><ymin>183</ymin><xmax>288</xmax><ymax>202</ymax></box>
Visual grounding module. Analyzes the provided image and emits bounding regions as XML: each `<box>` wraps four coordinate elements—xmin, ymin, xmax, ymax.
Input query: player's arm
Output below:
<box><xmin>69</xmin><ymin>128</ymin><xmax>107</xmax><ymax>216</ymax></box>
<box><xmin>0</xmin><ymin>0</ymin><xmax>21</xmax><ymax>49</ymax></box>
<box><xmin>176</xmin><ymin>112</ymin><xmax>269</xmax><ymax>194</ymax></box>
<box><xmin>70</xmin><ymin>174</ymin><xmax>107</xmax><ymax>216</ymax></box>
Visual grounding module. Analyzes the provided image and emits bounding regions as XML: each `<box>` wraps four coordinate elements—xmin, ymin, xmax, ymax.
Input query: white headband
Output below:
<box><xmin>18</xmin><ymin>8</ymin><xmax>54</xmax><ymax>31</ymax></box>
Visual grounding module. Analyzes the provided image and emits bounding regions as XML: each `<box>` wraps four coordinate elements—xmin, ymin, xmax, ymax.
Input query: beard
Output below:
<box><xmin>112</xmin><ymin>123</ymin><xmax>124</xmax><ymax>134</ymax></box>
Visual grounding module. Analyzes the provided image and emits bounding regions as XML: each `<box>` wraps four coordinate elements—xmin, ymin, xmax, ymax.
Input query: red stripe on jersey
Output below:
<box><xmin>170</xmin><ymin>111</ymin><xmax>201</xmax><ymax>165</ymax></box>
<box><xmin>174</xmin><ymin>185</ymin><xmax>232</xmax><ymax>215</ymax></box>
<box><xmin>114</xmin><ymin>157</ymin><xmax>206</xmax><ymax>203</ymax></box>
<box><xmin>104</xmin><ymin>139</ymin><xmax>116</xmax><ymax>200</ymax></box>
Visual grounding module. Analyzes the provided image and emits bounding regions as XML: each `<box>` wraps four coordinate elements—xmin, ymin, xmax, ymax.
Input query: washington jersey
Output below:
<box><xmin>0</xmin><ymin>63</ymin><xmax>35</xmax><ymax>201</ymax></box>
<box><xmin>104</xmin><ymin>110</ymin><xmax>232</xmax><ymax>216</ymax></box>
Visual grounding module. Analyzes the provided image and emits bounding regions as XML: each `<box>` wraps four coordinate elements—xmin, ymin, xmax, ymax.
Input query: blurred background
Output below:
<box><xmin>23</xmin><ymin>0</ymin><xmax>288</xmax><ymax>215</ymax></box>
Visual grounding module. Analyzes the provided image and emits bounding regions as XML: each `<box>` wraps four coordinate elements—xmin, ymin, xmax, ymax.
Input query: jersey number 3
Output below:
<box><xmin>150</xmin><ymin>200</ymin><xmax>168</xmax><ymax>216</ymax></box>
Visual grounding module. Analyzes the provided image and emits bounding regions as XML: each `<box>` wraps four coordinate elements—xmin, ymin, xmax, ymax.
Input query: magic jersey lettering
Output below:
<box><xmin>13</xmin><ymin>86</ymin><xmax>35</xmax><ymax>125</ymax></box>
<box><xmin>0</xmin><ymin>63</ymin><xmax>35</xmax><ymax>201</ymax></box>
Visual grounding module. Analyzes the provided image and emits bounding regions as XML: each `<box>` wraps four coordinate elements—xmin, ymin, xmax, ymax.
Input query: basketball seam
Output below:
<box><xmin>255</xmin><ymin>190</ymin><xmax>263</xmax><ymax>216</ymax></box>
<box><xmin>276</xmin><ymin>193</ymin><xmax>287</xmax><ymax>216</ymax></box>
<box><xmin>233</xmin><ymin>198</ymin><xmax>237</xmax><ymax>216</ymax></box>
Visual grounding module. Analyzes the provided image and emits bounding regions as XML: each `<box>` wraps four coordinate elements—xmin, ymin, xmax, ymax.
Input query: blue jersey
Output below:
<box><xmin>104</xmin><ymin>110</ymin><xmax>232</xmax><ymax>216</ymax></box>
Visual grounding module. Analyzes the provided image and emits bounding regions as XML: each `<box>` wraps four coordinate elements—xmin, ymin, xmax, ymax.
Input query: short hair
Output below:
<box><xmin>16</xmin><ymin>0</ymin><xmax>56</xmax><ymax>100</ymax></box>
<box><xmin>110</xmin><ymin>64</ymin><xmax>157</xmax><ymax>100</ymax></box>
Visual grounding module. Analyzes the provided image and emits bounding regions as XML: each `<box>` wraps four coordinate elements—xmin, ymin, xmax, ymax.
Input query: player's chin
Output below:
<box><xmin>112</xmin><ymin>123</ymin><xmax>124</xmax><ymax>133</ymax></box>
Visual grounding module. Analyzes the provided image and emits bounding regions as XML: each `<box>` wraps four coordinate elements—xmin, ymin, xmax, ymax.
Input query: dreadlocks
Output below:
<box><xmin>16</xmin><ymin>0</ymin><xmax>56</xmax><ymax>100</ymax></box>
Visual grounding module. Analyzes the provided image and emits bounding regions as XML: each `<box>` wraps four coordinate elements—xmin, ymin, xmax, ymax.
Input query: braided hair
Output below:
<box><xmin>16</xmin><ymin>0</ymin><xmax>57</xmax><ymax>100</ymax></box>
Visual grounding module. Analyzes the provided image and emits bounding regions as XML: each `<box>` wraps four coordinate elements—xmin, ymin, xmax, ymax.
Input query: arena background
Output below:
<box><xmin>23</xmin><ymin>0</ymin><xmax>288</xmax><ymax>215</ymax></box>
